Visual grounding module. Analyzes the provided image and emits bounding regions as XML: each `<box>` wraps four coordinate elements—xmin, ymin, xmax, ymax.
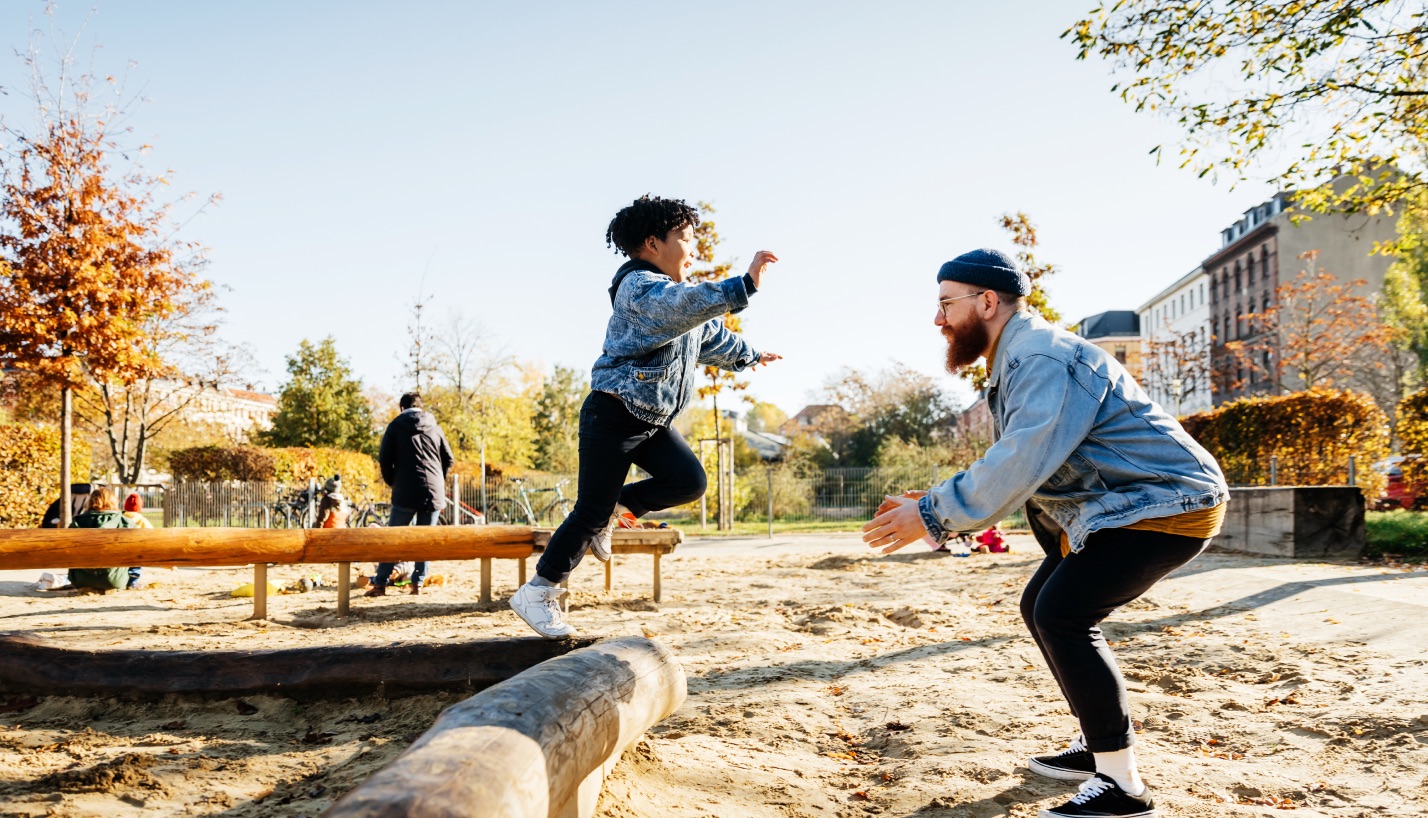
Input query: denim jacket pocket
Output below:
<box><xmin>632</xmin><ymin>365</ymin><xmax>670</xmax><ymax>383</ymax></box>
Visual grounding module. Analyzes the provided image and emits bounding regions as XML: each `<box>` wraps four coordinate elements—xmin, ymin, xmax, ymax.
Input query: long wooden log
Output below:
<box><xmin>324</xmin><ymin>636</ymin><xmax>687</xmax><ymax>818</ymax></box>
<box><xmin>0</xmin><ymin>632</ymin><xmax>596</xmax><ymax>699</ymax></box>
<box><xmin>0</xmin><ymin>525</ymin><xmax>536</xmax><ymax>571</ymax></box>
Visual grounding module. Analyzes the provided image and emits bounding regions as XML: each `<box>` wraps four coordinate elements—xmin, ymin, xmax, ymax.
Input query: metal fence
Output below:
<box><xmin>156</xmin><ymin>466</ymin><xmax>1029</xmax><ymax>531</ymax></box>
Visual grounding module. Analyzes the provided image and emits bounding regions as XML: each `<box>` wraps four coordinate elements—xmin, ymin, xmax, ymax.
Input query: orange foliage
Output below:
<box><xmin>1181</xmin><ymin>389</ymin><xmax>1388</xmax><ymax>496</ymax></box>
<box><xmin>0</xmin><ymin>119</ymin><xmax>210</xmax><ymax>388</ymax></box>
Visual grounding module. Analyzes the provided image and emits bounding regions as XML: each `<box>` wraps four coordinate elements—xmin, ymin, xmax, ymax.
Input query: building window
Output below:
<box><xmin>1114</xmin><ymin>346</ymin><xmax>1127</xmax><ymax>364</ymax></box>
<box><xmin>1248</xmin><ymin>254</ymin><xmax>1256</xmax><ymax>284</ymax></box>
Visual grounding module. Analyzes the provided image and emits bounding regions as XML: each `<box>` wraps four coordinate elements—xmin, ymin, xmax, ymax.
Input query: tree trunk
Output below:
<box><xmin>60</xmin><ymin>385</ymin><xmax>73</xmax><ymax>528</ymax></box>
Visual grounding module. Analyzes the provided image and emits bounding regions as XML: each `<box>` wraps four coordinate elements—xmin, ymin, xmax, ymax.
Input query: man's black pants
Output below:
<box><xmin>1020</xmin><ymin>523</ymin><xmax>1208</xmax><ymax>752</ymax></box>
<box><xmin>536</xmin><ymin>391</ymin><xmax>706</xmax><ymax>583</ymax></box>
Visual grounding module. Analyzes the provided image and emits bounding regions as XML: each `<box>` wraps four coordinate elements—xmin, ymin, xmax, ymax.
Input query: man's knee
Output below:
<box><xmin>1030</xmin><ymin>594</ymin><xmax>1096</xmax><ymax>640</ymax></box>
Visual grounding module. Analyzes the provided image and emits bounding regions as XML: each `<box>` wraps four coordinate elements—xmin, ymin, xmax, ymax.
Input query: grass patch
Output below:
<box><xmin>1365</xmin><ymin>510</ymin><xmax>1428</xmax><ymax>561</ymax></box>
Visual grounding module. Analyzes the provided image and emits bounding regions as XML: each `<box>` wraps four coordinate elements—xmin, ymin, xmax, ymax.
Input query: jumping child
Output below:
<box><xmin>509</xmin><ymin>195</ymin><xmax>780</xmax><ymax>637</ymax></box>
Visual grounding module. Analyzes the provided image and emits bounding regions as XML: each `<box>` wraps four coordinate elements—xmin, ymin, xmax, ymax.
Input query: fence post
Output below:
<box><xmin>933</xmin><ymin>464</ymin><xmax>939</xmax><ymax>487</ymax></box>
<box><xmin>452</xmin><ymin>473</ymin><xmax>461</xmax><ymax>524</ymax></box>
<box><xmin>1347</xmin><ymin>455</ymin><xmax>1356</xmax><ymax>487</ymax></box>
<box><xmin>307</xmin><ymin>477</ymin><xmax>317</xmax><ymax>528</ymax></box>
<box><xmin>479</xmin><ymin>444</ymin><xmax>488</xmax><ymax>523</ymax></box>
<box><xmin>767</xmin><ymin>466</ymin><xmax>774</xmax><ymax>540</ymax></box>
<box><xmin>1269</xmin><ymin>455</ymin><xmax>1278</xmax><ymax>487</ymax></box>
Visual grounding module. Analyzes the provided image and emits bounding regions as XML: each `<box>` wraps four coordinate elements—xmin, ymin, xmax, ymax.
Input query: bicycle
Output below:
<box><xmin>483</xmin><ymin>478</ymin><xmax>573</xmax><ymax>526</ymax></box>
<box><xmin>269</xmin><ymin>485</ymin><xmax>316</xmax><ymax>529</ymax></box>
<box><xmin>348</xmin><ymin>489</ymin><xmax>392</xmax><ymax>527</ymax></box>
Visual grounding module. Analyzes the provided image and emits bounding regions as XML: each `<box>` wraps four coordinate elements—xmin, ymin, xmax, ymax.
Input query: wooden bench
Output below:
<box><xmin>532</xmin><ymin>528</ymin><xmax>682</xmax><ymax>602</ymax></box>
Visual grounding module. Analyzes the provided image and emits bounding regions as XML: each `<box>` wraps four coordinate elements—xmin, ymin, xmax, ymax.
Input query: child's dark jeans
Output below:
<box><xmin>536</xmin><ymin>391</ymin><xmax>706</xmax><ymax>583</ymax></box>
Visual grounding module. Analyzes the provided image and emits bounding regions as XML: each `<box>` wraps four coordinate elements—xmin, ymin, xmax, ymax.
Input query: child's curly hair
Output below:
<box><xmin>605</xmin><ymin>195</ymin><xmax>700</xmax><ymax>257</ymax></box>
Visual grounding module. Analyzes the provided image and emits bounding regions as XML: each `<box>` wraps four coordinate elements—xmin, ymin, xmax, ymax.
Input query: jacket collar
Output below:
<box><xmin>986</xmin><ymin>310</ymin><xmax>1036</xmax><ymax>389</ymax></box>
<box><xmin>609</xmin><ymin>259</ymin><xmax>666</xmax><ymax>303</ymax></box>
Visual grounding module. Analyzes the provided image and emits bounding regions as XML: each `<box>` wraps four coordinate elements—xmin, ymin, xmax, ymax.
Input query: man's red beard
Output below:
<box><xmin>943</xmin><ymin>313</ymin><xmax>990</xmax><ymax>374</ymax></box>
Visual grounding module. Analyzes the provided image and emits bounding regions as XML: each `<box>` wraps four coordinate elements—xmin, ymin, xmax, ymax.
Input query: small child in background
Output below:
<box><xmin>317</xmin><ymin>475</ymin><xmax>350</xmax><ymax>528</ymax></box>
<box><xmin>121</xmin><ymin>493</ymin><xmax>152</xmax><ymax>589</ymax></box>
<box><xmin>973</xmin><ymin>525</ymin><xmax>1009</xmax><ymax>553</ymax></box>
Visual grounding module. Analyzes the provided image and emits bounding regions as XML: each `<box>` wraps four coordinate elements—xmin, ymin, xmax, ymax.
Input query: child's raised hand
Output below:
<box><xmin>754</xmin><ymin>352</ymin><xmax>782</xmax><ymax>368</ymax></box>
<box><xmin>746</xmin><ymin>250</ymin><xmax>778</xmax><ymax>289</ymax></box>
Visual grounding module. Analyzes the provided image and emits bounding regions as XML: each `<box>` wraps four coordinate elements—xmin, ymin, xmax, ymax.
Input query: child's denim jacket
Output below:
<box><xmin>590</xmin><ymin>260</ymin><xmax>761</xmax><ymax>427</ymax></box>
<box><xmin>918</xmin><ymin>311</ymin><xmax>1228</xmax><ymax>552</ymax></box>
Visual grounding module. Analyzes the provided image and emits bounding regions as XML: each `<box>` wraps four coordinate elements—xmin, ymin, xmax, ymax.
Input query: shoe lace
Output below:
<box><xmin>541</xmin><ymin>588</ymin><xmax>567</xmax><ymax>625</ymax></box>
<box><xmin>1069</xmin><ymin>777</ymin><xmax>1114</xmax><ymax>805</ymax></box>
<box><xmin>1059</xmin><ymin>736</ymin><xmax>1087</xmax><ymax>756</ymax></box>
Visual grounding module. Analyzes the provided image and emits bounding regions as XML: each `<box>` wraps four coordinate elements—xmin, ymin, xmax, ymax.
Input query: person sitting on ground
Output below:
<box><xmin>316</xmin><ymin>475</ymin><xmax>350</xmax><ymax>528</ymax></box>
<box><xmin>62</xmin><ymin>488</ymin><xmax>136</xmax><ymax>591</ymax></box>
<box><xmin>120</xmin><ymin>493</ymin><xmax>153</xmax><ymax>590</ymax></box>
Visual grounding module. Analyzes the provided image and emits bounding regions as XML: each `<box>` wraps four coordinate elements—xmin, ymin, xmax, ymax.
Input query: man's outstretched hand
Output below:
<box><xmin>754</xmin><ymin>351</ymin><xmax>782</xmax><ymax>368</ymax></box>
<box><xmin>862</xmin><ymin>494</ymin><xmax>931</xmax><ymax>554</ymax></box>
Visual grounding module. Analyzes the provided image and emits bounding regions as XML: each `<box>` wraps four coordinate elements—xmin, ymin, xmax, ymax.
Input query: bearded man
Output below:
<box><xmin>862</xmin><ymin>248</ymin><xmax>1228</xmax><ymax>818</ymax></box>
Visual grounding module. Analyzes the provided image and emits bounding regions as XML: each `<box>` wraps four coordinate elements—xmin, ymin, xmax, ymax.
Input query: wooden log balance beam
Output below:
<box><xmin>533</xmin><ymin>528</ymin><xmax>682</xmax><ymax>602</ymax></box>
<box><xmin>324</xmin><ymin>635</ymin><xmax>686</xmax><ymax>818</ymax></box>
<box><xmin>0</xmin><ymin>631</ymin><xmax>596</xmax><ymax>700</ymax></box>
<box><xmin>0</xmin><ymin>526</ymin><xmax>537</xmax><ymax>618</ymax></box>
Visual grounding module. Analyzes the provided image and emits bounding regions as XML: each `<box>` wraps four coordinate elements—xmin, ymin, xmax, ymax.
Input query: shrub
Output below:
<box><xmin>168</xmin><ymin>446</ymin><xmax>275</xmax><ymax>481</ymax></box>
<box><xmin>169</xmin><ymin>446</ymin><xmax>382</xmax><ymax>502</ymax></box>
<box><xmin>0</xmin><ymin>423</ymin><xmax>94</xmax><ymax>528</ymax></box>
<box><xmin>1180</xmin><ymin>389</ymin><xmax>1389</xmax><ymax>498</ymax></box>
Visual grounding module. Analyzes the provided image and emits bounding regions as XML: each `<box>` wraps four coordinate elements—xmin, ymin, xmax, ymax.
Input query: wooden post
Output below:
<box><xmin>251</xmin><ymin>563</ymin><xmax>268</xmax><ymax>620</ymax></box>
<box><xmin>518</xmin><ymin>556</ymin><xmax>527</xmax><ymax>586</ymax></box>
<box><xmin>604</xmin><ymin>557</ymin><xmax>612</xmax><ymax>593</ymax></box>
<box><xmin>59</xmin><ymin>386</ymin><xmax>72</xmax><ymax>528</ymax></box>
<box><xmin>560</xmin><ymin>578</ymin><xmax>569</xmax><ymax>613</ymax></box>
<box><xmin>325</xmin><ymin>637</ymin><xmax>686</xmax><ymax>818</ymax></box>
<box><xmin>652</xmin><ymin>552</ymin><xmax>662</xmax><ymax>603</ymax></box>
<box><xmin>480</xmin><ymin>557</ymin><xmax>492</xmax><ymax>603</ymax></box>
<box><xmin>336</xmin><ymin>561</ymin><xmax>351</xmax><ymax>616</ymax></box>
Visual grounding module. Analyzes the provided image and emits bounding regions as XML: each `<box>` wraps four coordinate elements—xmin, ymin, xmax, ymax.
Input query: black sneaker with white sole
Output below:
<box><xmin>1028</xmin><ymin>744</ymin><xmax>1095</xmax><ymax>781</ymax></box>
<box><xmin>1038</xmin><ymin>773</ymin><xmax>1155</xmax><ymax>818</ymax></box>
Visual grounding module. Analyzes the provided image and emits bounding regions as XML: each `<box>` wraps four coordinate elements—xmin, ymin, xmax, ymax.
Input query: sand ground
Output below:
<box><xmin>0</xmin><ymin>533</ymin><xmax>1425</xmax><ymax>817</ymax></box>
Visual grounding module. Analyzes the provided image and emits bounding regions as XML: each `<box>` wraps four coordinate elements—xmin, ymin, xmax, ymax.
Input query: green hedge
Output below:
<box><xmin>0</xmin><ymin>423</ymin><xmax>94</xmax><ymax>528</ymax></box>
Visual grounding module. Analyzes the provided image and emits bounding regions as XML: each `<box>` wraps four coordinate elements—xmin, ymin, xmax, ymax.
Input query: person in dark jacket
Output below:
<box><xmin>62</xmin><ymin>488</ymin><xmax>134</xmax><ymax>591</ymax></box>
<box><xmin>368</xmin><ymin>392</ymin><xmax>454</xmax><ymax>596</ymax></box>
<box><xmin>41</xmin><ymin>483</ymin><xmax>94</xmax><ymax>528</ymax></box>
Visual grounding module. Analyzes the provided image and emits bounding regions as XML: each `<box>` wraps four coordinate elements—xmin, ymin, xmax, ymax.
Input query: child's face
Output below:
<box><xmin>642</xmin><ymin>224</ymin><xmax>696</xmax><ymax>282</ymax></box>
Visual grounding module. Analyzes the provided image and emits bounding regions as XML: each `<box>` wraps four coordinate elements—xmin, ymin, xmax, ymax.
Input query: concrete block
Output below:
<box><xmin>1215</xmin><ymin>487</ymin><xmax>1365</xmax><ymax>559</ymax></box>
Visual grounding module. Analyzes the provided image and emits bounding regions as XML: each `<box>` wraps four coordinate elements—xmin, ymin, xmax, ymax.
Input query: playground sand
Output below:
<box><xmin>0</xmin><ymin>533</ymin><xmax>1425</xmax><ymax>817</ymax></box>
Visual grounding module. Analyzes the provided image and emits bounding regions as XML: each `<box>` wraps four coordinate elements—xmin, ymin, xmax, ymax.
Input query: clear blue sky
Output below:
<box><xmin>2</xmin><ymin>1</ymin><xmax>1272</xmax><ymax>415</ymax></box>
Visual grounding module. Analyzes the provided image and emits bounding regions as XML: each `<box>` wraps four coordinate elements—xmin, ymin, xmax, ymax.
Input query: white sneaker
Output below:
<box><xmin>591</xmin><ymin>503</ymin><xmax>634</xmax><ymax>562</ymax></box>
<box><xmin>509</xmin><ymin>582</ymin><xmax>577</xmax><ymax>638</ymax></box>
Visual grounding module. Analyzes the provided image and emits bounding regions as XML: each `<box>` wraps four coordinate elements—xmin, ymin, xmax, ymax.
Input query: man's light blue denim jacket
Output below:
<box><xmin>918</xmin><ymin>311</ymin><xmax>1228</xmax><ymax>553</ymax></box>
<box><xmin>590</xmin><ymin>260</ymin><xmax>761</xmax><ymax>427</ymax></box>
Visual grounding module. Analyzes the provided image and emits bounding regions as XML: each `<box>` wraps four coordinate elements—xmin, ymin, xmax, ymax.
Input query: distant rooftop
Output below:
<box><xmin>1218</xmin><ymin>191</ymin><xmax>1290</xmax><ymax>250</ymax></box>
<box><xmin>1075</xmin><ymin>310</ymin><xmax>1140</xmax><ymax>340</ymax></box>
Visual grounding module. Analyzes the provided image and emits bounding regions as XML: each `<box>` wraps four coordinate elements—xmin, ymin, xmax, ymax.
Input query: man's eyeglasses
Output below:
<box><xmin>937</xmin><ymin>291</ymin><xmax>987</xmax><ymax>318</ymax></box>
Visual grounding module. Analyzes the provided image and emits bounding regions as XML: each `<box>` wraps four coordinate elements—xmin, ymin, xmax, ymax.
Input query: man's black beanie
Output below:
<box><xmin>936</xmin><ymin>248</ymin><xmax>1031</xmax><ymax>296</ymax></box>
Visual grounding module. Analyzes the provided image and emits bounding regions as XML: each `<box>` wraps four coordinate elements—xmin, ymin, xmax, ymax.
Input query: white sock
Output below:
<box><xmin>1093</xmin><ymin>747</ymin><xmax>1145</xmax><ymax>796</ymax></box>
<box><xmin>530</xmin><ymin>576</ymin><xmax>557</xmax><ymax>588</ymax></box>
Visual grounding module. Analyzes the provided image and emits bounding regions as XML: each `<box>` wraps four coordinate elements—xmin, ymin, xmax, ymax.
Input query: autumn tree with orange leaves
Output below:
<box><xmin>0</xmin><ymin>21</ymin><xmax>214</xmax><ymax>522</ymax></box>
<box><xmin>959</xmin><ymin>212</ymin><xmax>1062</xmax><ymax>391</ymax></box>
<box><xmin>1217</xmin><ymin>255</ymin><xmax>1403</xmax><ymax>405</ymax></box>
